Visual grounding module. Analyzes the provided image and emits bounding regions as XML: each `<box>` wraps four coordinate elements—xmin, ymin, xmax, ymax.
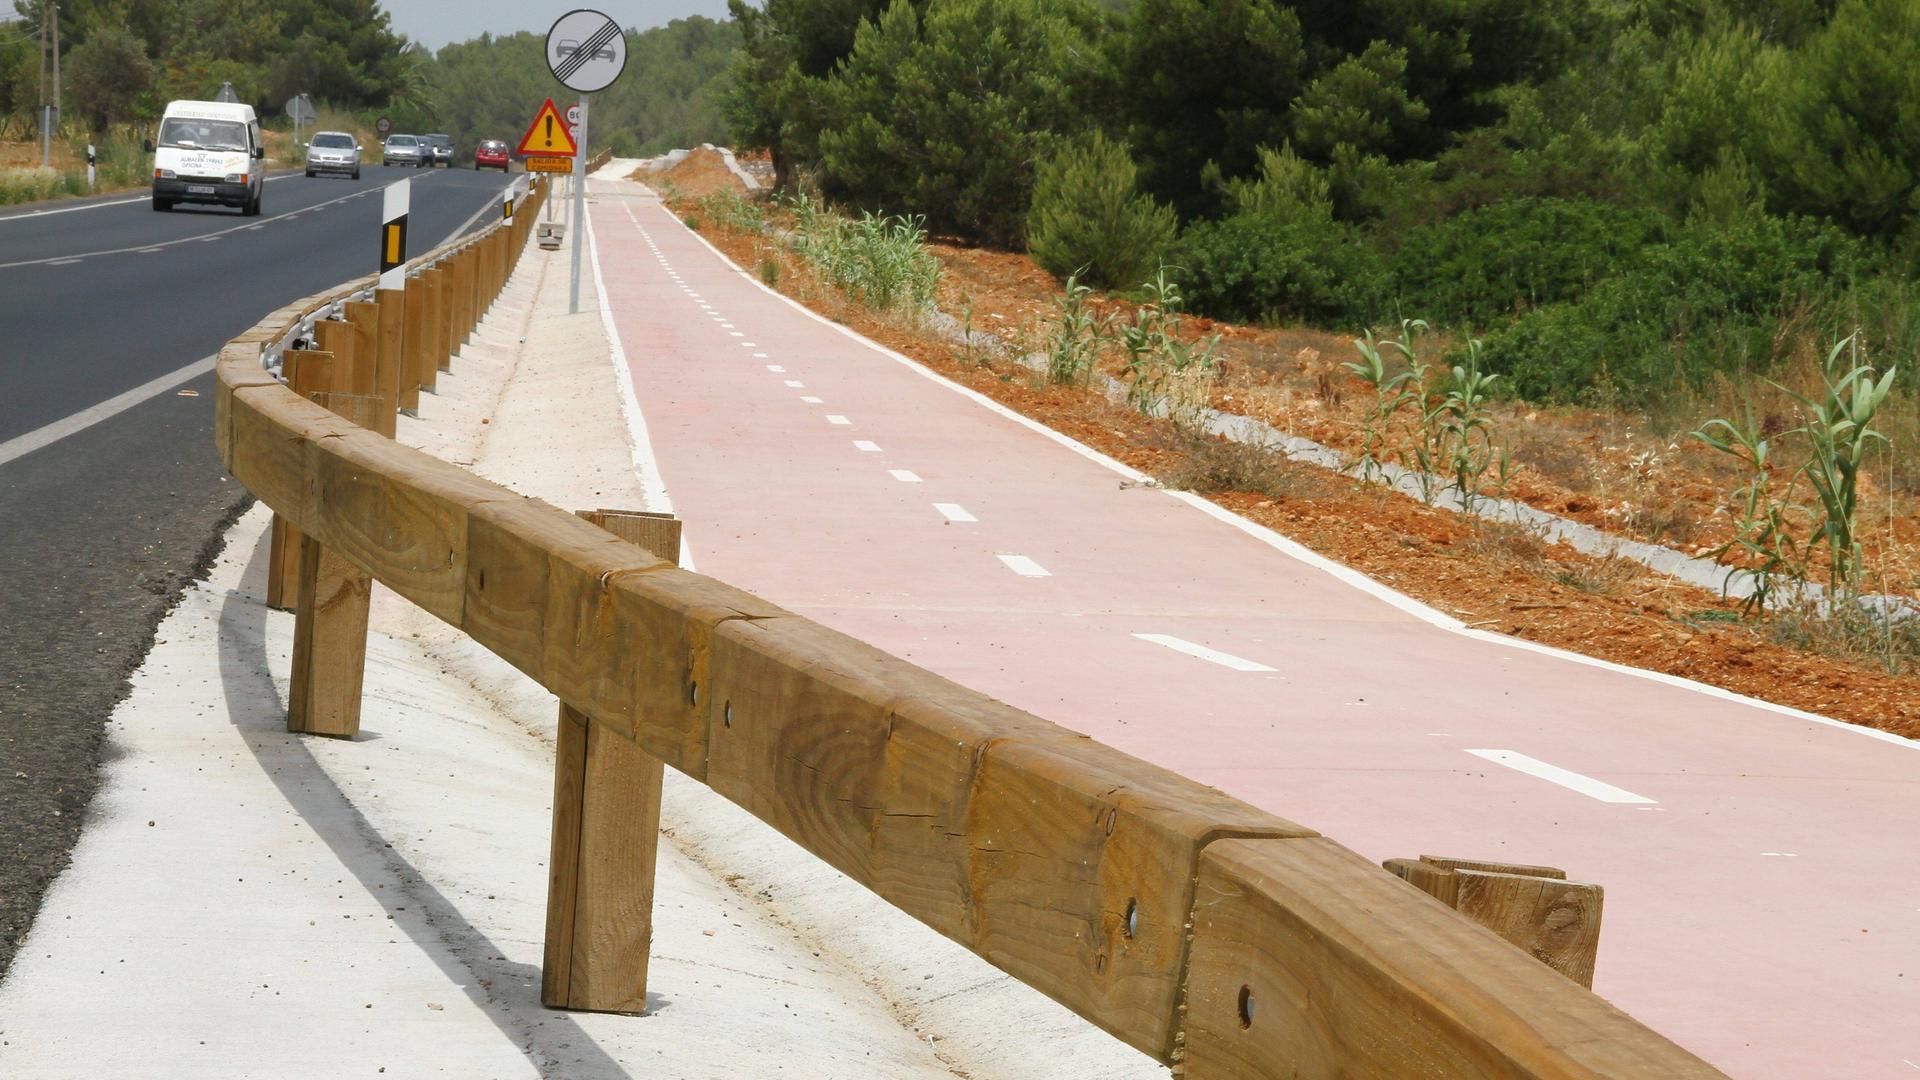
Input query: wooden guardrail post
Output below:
<box><xmin>265</xmin><ymin>347</ymin><xmax>333</xmax><ymax>611</ymax></box>
<box><xmin>435</xmin><ymin>263</ymin><xmax>457</xmax><ymax>369</ymax></box>
<box><xmin>543</xmin><ymin>509</ymin><xmax>682</xmax><ymax>1015</ymax></box>
<box><xmin>452</xmin><ymin>250</ymin><xmax>474</xmax><ymax>349</ymax></box>
<box><xmin>342</xmin><ymin>301</ymin><xmax>380</xmax><ymax>401</ymax></box>
<box><xmin>311</xmin><ymin>317</ymin><xmax>357</xmax><ymax>396</ymax></box>
<box><xmin>399</xmin><ymin>272</ymin><xmax>425</xmax><ymax>416</ymax></box>
<box><xmin>1384</xmin><ymin>856</ymin><xmax>1603</xmax><ymax>989</ymax></box>
<box><xmin>373</xmin><ymin>291</ymin><xmax>404</xmax><ymax>438</ymax></box>
<box><xmin>285</xmin><ymin>340</ymin><xmax>381</xmax><ymax>739</ymax></box>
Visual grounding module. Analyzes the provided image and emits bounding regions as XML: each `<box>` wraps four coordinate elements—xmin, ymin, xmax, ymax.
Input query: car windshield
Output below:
<box><xmin>311</xmin><ymin>133</ymin><xmax>354</xmax><ymax>149</ymax></box>
<box><xmin>159</xmin><ymin>117</ymin><xmax>248</xmax><ymax>152</ymax></box>
<box><xmin>427</xmin><ymin>135</ymin><xmax>451</xmax><ymax>148</ymax></box>
<box><xmin>388</xmin><ymin>136</ymin><xmax>417</xmax><ymax>146</ymax></box>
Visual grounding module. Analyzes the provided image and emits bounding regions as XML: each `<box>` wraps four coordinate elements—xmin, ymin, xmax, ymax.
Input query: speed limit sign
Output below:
<box><xmin>375</xmin><ymin>116</ymin><xmax>391</xmax><ymax>135</ymax></box>
<box><xmin>566</xmin><ymin>104</ymin><xmax>582</xmax><ymax>125</ymax></box>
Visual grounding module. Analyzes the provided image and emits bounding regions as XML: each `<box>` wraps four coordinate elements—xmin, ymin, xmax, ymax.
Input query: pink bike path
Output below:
<box><xmin>587</xmin><ymin>184</ymin><xmax>1919</xmax><ymax>1078</ymax></box>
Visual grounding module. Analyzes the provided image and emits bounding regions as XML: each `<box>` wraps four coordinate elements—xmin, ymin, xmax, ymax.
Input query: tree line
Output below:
<box><xmin>724</xmin><ymin>0</ymin><xmax>1920</xmax><ymax>405</ymax></box>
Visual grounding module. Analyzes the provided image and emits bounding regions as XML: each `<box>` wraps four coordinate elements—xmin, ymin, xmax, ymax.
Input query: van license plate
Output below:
<box><xmin>187</xmin><ymin>185</ymin><xmax>215</xmax><ymax>194</ymax></box>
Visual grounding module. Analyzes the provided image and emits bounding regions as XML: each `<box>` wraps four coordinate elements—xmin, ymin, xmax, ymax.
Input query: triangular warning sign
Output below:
<box><xmin>516</xmin><ymin>98</ymin><xmax>577</xmax><ymax>157</ymax></box>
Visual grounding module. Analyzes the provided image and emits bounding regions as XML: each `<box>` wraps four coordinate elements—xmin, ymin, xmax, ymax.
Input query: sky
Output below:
<box><xmin>383</xmin><ymin>0</ymin><xmax>735</xmax><ymax>52</ymax></box>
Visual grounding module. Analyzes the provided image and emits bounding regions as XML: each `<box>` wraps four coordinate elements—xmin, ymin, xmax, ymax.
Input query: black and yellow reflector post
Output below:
<box><xmin>374</xmin><ymin>178</ymin><xmax>409</xmax><ymax>432</ymax></box>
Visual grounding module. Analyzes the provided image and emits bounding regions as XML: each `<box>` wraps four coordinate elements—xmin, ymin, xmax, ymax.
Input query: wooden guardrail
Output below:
<box><xmin>213</xmin><ymin>176</ymin><xmax>1725</xmax><ymax>1077</ymax></box>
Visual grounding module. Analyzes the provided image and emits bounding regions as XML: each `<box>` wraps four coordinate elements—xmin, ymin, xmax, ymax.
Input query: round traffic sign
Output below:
<box><xmin>375</xmin><ymin>116</ymin><xmax>391</xmax><ymax>135</ymax></box>
<box><xmin>546</xmin><ymin>9</ymin><xmax>628</xmax><ymax>94</ymax></box>
<box><xmin>566</xmin><ymin>104</ymin><xmax>582</xmax><ymax>126</ymax></box>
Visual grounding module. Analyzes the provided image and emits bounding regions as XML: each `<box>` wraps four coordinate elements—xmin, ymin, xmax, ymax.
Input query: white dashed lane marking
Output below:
<box><xmin>1463</xmin><ymin>749</ymin><xmax>1657</xmax><ymax>805</ymax></box>
<box><xmin>996</xmin><ymin>554</ymin><xmax>1051</xmax><ymax>578</ymax></box>
<box><xmin>933</xmin><ymin>503</ymin><xmax>976</xmax><ymax>523</ymax></box>
<box><xmin>1132</xmin><ymin>633</ymin><xmax>1276</xmax><ymax>672</ymax></box>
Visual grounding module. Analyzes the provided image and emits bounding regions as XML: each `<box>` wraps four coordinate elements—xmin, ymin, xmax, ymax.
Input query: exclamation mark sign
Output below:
<box><xmin>546</xmin><ymin>116</ymin><xmax>554</xmax><ymax>146</ymax></box>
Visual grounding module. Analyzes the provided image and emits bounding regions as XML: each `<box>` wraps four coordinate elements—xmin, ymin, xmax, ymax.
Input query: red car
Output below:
<box><xmin>474</xmin><ymin>139</ymin><xmax>510</xmax><ymax>171</ymax></box>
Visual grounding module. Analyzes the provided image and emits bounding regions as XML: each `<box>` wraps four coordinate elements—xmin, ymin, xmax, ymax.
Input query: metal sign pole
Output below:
<box><xmin>569</xmin><ymin>96</ymin><xmax>589</xmax><ymax>314</ymax></box>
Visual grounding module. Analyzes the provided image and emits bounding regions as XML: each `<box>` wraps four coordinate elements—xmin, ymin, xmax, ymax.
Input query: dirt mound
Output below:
<box><xmin>631</xmin><ymin>147</ymin><xmax>749</xmax><ymax>198</ymax></box>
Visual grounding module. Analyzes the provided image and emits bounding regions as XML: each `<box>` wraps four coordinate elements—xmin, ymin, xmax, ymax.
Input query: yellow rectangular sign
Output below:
<box><xmin>524</xmin><ymin>156</ymin><xmax>573</xmax><ymax>173</ymax></box>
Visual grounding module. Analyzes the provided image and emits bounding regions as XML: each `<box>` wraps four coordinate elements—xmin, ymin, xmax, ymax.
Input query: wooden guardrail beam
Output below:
<box><xmin>211</xmin><ymin>182</ymin><xmax>1721</xmax><ymax>1077</ymax></box>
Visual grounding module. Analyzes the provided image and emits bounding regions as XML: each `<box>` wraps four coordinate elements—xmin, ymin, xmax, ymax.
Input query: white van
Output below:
<box><xmin>149</xmin><ymin>100</ymin><xmax>265</xmax><ymax>215</ymax></box>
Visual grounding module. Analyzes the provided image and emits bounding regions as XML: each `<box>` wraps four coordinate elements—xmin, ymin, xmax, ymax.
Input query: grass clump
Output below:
<box><xmin>1156</xmin><ymin>431</ymin><xmax>1319</xmax><ymax>501</ymax></box>
<box><xmin>787</xmin><ymin>194</ymin><xmax>940</xmax><ymax>314</ymax></box>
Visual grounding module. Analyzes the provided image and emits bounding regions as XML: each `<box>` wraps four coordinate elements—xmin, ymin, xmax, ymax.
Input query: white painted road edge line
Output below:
<box><xmin>1132</xmin><ymin>633</ymin><xmax>1276</xmax><ymax>673</ymax></box>
<box><xmin>933</xmin><ymin>502</ymin><xmax>975</xmax><ymax>522</ymax></box>
<box><xmin>888</xmin><ymin>469</ymin><xmax>922</xmax><ymax>483</ymax></box>
<box><xmin>997</xmin><ymin>554</ymin><xmax>1051</xmax><ymax>578</ymax></box>
<box><xmin>1465</xmin><ymin>749</ymin><xmax>1658</xmax><ymax>805</ymax></box>
<box><xmin>0</xmin><ymin>171</ymin><xmax>301</xmax><ymax>224</ymax></box>
<box><xmin>1</xmin><ymin>178</ymin><xmax>514</xmax><ymax>469</ymax></box>
<box><xmin>660</xmin><ymin>199</ymin><xmax>1920</xmax><ymax>753</ymax></box>
<box><xmin>597</xmin><ymin>200</ymin><xmax>695</xmax><ymax>572</ymax></box>
<box><xmin>0</xmin><ymin>354</ymin><xmax>214</xmax><ymax>469</ymax></box>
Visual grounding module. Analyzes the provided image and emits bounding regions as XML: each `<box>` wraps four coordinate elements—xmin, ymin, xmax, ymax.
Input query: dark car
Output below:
<box><xmin>474</xmin><ymin>139</ymin><xmax>510</xmax><ymax>172</ymax></box>
<box><xmin>424</xmin><ymin>133</ymin><xmax>453</xmax><ymax>168</ymax></box>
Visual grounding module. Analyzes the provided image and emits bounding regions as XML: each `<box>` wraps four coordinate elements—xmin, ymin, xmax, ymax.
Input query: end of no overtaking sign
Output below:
<box><xmin>546</xmin><ymin>9</ymin><xmax>629</xmax><ymax>94</ymax></box>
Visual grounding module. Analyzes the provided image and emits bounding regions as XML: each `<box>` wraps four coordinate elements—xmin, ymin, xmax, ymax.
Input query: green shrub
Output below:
<box><xmin>1169</xmin><ymin>211</ymin><xmax>1388</xmax><ymax>325</ymax></box>
<box><xmin>1027</xmin><ymin>132</ymin><xmax>1176</xmax><ymax>289</ymax></box>
<box><xmin>1480</xmin><ymin>213</ymin><xmax>1875</xmax><ymax>401</ymax></box>
<box><xmin>1390</xmin><ymin>198</ymin><xmax>1668</xmax><ymax>327</ymax></box>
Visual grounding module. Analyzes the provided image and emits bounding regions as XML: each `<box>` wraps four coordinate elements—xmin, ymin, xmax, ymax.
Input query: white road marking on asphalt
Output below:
<box><xmin>0</xmin><ymin>354</ymin><xmax>215</xmax><ymax>469</ymax></box>
<box><xmin>766</xmin><ymin>364</ymin><xmax>784</xmax><ymax>372</ymax></box>
<box><xmin>1464</xmin><ymin>749</ymin><xmax>1657</xmax><ymax>804</ymax></box>
<box><xmin>1131</xmin><ymin>633</ymin><xmax>1276</xmax><ymax>672</ymax></box>
<box><xmin>741</xmin><ymin>341</ymin><xmax>757</xmax><ymax>347</ymax></box>
<box><xmin>825</xmin><ymin>413</ymin><xmax>848</xmax><ymax>424</ymax></box>
<box><xmin>1</xmin><ymin>181</ymin><xmax>419</xmax><ymax>270</ymax></box>
<box><xmin>888</xmin><ymin>469</ymin><xmax>922</xmax><ymax>483</ymax></box>
<box><xmin>48</xmin><ymin>258</ymin><xmax>81</xmax><ymax>265</ymax></box>
<box><xmin>801</xmin><ymin>396</ymin><xmax>824</xmax><ymax>404</ymax></box>
<box><xmin>996</xmin><ymin>554</ymin><xmax>1051</xmax><ymax>578</ymax></box>
<box><xmin>933</xmin><ymin>503</ymin><xmax>976</xmax><ymax>523</ymax></box>
<box><xmin>853</xmin><ymin>440</ymin><xmax>881</xmax><ymax>452</ymax></box>
<box><xmin>784</xmin><ymin>380</ymin><xmax>804</xmax><ymax>387</ymax></box>
<box><xmin>0</xmin><ymin>171</ymin><xmax>299</xmax><ymax>224</ymax></box>
<box><xmin>1760</xmin><ymin>852</ymin><xmax>1799</xmax><ymax>857</ymax></box>
<box><xmin>753</xmin><ymin>352</ymin><xmax>769</xmax><ymax>358</ymax></box>
<box><xmin>729</xmin><ymin>331</ymin><xmax>743</xmax><ymax>336</ymax></box>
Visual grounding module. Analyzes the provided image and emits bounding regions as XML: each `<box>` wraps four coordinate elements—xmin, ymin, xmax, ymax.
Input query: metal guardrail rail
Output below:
<box><xmin>212</xmin><ymin>175</ymin><xmax>1725</xmax><ymax>1078</ymax></box>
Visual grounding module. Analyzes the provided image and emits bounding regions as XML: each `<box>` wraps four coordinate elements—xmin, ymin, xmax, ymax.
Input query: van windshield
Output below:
<box><xmin>311</xmin><ymin>133</ymin><xmax>354</xmax><ymax>149</ymax></box>
<box><xmin>159</xmin><ymin>117</ymin><xmax>248</xmax><ymax>152</ymax></box>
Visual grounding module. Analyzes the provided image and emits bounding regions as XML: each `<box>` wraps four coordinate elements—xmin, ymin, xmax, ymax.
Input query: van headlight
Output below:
<box><xmin>154</xmin><ymin>168</ymin><xmax>175</xmax><ymax>179</ymax></box>
<box><xmin>225</xmin><ymin>173</ymin><xmax>247</xmax><ymax>184</ymax></box>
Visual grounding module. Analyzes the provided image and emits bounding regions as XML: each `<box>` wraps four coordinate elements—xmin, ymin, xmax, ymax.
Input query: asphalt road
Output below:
<box><xmin>0</xmin><ymin>164</ymin><xmax>514</xmax><ymax>976</ymax></box>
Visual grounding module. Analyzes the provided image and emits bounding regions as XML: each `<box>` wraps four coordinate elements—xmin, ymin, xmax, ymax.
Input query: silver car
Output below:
<box><xmin>382</xmin><ymin>134</ymin><xmax>429</xmax><ymax>168</ymax></box>
<box><xmin>424</xmin><ymin>133</ymin><xmax>454</xmax><ymax>168</ymax></box>
<box><xmin>304</xmin><ymin>130</ymin><xmax>362</xmax><ymax>179</ymax></box>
